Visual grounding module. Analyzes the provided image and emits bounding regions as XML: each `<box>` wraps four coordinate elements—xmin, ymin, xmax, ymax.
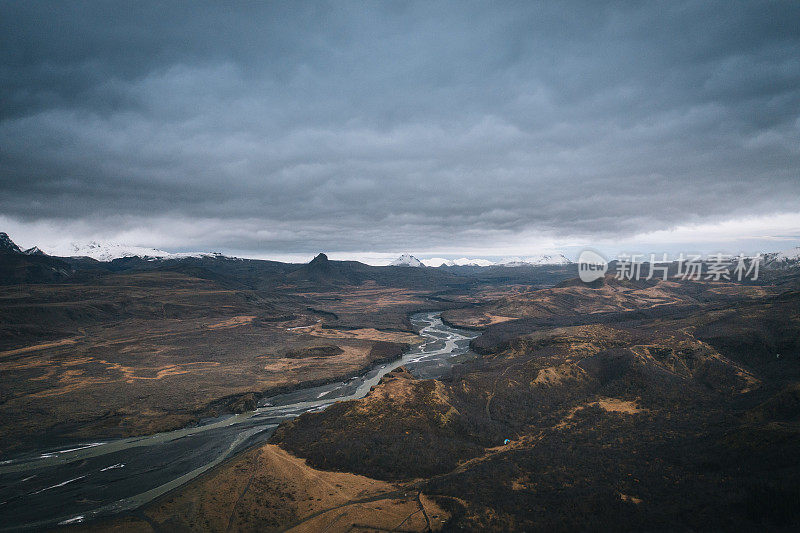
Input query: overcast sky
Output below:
<box><xmin>1</xmin><ymin>1</ymin><xmax>799</xmax><ymax>262</ymax></box>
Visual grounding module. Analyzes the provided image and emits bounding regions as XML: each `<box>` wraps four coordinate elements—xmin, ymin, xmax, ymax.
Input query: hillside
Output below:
<box><xmin>268</xmin><ymin>283</ymin><xmax>800</xmax><ymax>530</ymax></box>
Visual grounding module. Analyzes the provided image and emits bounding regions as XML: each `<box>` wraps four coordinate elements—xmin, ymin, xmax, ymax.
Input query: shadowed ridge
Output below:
<box><xmin>0</xmin><ymin>232</ymin><xmax>22</xmax><ymax>254</ymax></box>
<box><xmin>0</xmin><ymin>231</ymin><xmax>74</xmax><ymax>284</ymax></box>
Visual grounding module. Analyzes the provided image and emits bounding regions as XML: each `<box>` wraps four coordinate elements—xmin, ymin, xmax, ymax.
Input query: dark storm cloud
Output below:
<box><xmin>1</xmin><ymin>1</ymin><xmax>799</xmax><ymax>253</ymax></box>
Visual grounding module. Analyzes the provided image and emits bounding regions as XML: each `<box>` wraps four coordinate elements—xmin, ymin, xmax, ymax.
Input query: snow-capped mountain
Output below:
<box><xmin>772</xmin><ymin>246</ymin><xmax>800</xmax><ymax>262</ymax></box>
<box><xmin>763</xmin><ymin>246</ymin><xmax>800</xmax><ymax>269</ymax></box>
<box><xmin>419</xmin><ymin>254</ymin><xmax>573</xmax><ymax>267</ymax></box>
<box><xmin>421</xmin><ymin>257</ymin><xmax>496</xmax><ymax>267</ymax></box>
<box><xmin>42</xmin><ymin>241</ymin><xmax>216</xmax><ymax>262</ymax></box>
<box><xmin>389</xmin><ymin>253</ymin><xmax>424</xmax><ymax>267</ymax></box>
<box><xmin>421</xmin><ymin>257</ymin><xmax>455</xmax><ymax>267</ymax></box>
<box><xmin>419</xmin><ymin>257</ymin><xmax>494</xmax><ymax>267</ymax></box>
<box><xmin>451</xmin><ymin>257</ymin><xmax>496</xmax><ymax>267</ymax></box>
<box><xmin>420</xmin><ymin>257</ymin><xmax>495</xmax><ymax>267</ymax></box>
<box><xmin>23</xmin><ymin>246</ymin><xmax>46</xmax><ymax>256</ymax></box>
<box><xmin>499</xmin><ymin>254</ymin><xmax>572</xmax><ymax>266</ymax></box>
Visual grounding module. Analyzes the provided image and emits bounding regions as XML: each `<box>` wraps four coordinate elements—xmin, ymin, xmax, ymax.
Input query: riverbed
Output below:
<box><xmin>0</xmin><ymin>312</ymin><xmax>478</xmax><ymax>531</ymax></box>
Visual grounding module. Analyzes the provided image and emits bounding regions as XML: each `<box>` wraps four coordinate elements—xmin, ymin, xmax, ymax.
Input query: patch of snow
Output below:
<box><xmin>452</xmin><ymin>257</ymin><xmax>495</xmax><ymax>267</ymax></box>
<box><xmin>421</xmin><ymin>257</ymin><xmax>455</xmax><ymax>267</ymax></box>
<box><xmin>423</xmin><ymin>254</ymin><xmax>572</xmax><ymax>267</ymax></box>
<box><xmin>498</xmin><ymin>256</ymin><xmax>525</xmax><ymax>266</ymax></box>
<box><xmin>499</xmin><ymin>254</ymin><xmax>572</xmax><ymax>266</ymax></box>
<box><xmin>53</xmin><ymin>442</ymin><xmax>105</xmax><ymax>454</ymax></box>
<box><xmin>771</xmin><ymin>246</ymin><xmax>800</xmax><ymax>263</ymax></box>
<box><xmin>286</xmin><ymin>324</ymin><xmax>315</xmax><ymax>331</ymax></box>
<box><xmin>31</xmin><ymin>475</ymin><xmax>87</xmax><ymax>495</ymax></box>
<box><xmin>58</xmin><ymin>516</ymin><xmax>85</xmax><ymax>526</ymax></box>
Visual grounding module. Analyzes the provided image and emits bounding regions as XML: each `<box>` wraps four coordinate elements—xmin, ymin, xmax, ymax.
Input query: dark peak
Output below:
<box><xmin>310</xmin><ymin>253</ymin><xmax>329</xmax><ymax>265</ymax></box>
<box><xmin>302</xmin><ymin>252</ymin><xmax>332</xmax><ymax>277</ymax></box>
<box><xmin>0</xmin><ymin>232</ymin><xmax>22</xmax><ymax>254</ymax></box>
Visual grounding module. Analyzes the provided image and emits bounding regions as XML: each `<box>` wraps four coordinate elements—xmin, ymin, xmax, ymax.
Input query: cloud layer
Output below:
<box><xmin>1</xmin><ymin>1</ymin><xmax>799</xmax><ymax>256</ymax></box>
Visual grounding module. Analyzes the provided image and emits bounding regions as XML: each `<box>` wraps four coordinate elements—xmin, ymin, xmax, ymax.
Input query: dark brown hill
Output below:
<box><xmin>0</xmin><ymin>232</ymin><xmax>73</xmax><ymax>284</ymax></box>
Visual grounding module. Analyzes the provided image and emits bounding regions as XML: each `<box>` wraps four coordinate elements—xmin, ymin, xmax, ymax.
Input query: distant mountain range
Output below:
<box><xmin>3</xmin><ymin>233</ymin><xmax>800</xmax><ymax>276</ymax></box>
<box><xmin>393</xmin><ymin>253</ymin><xmax>573</xmax><ymax>268</ymax></box>
<box><xmin>422</xmin><ymin>257</ymin><xmax>496</xmax><ymax>267</ymax></box>
<box><xmin>7</xmin><ymin>237</ymin><xmax>576</xmax><ymax>268</ymax></box>
<box><xmin>764</xmin><ymin>247</ymin><xmax>800</xmax><ymax>268</ymax></box>
<box><xmin>42</xmin><ymin>241</ymin><xmax>219</xmax><ymax>262</ymax></box>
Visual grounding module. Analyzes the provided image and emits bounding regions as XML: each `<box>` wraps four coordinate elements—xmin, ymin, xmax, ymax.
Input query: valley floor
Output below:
<box><xmin>66</xmin><ymin>275</ymin><xmax>800</xmax><ymax>531</ymax></box>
